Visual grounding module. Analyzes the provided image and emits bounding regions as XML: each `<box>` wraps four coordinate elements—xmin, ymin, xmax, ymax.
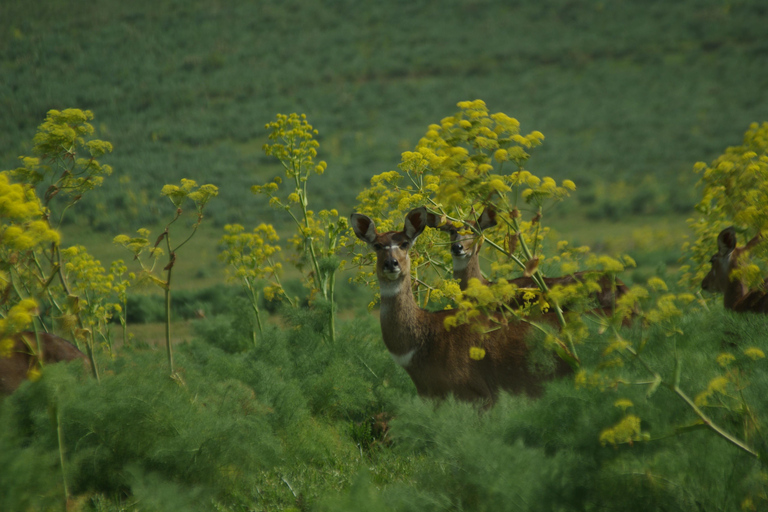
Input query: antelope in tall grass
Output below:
<box><xmin>350</xmin><ymin>207</ymin><xmax>570</xmax><ymax>404</ymax></box>
<box><xmin>0</xmin><ymin>331</ymin><xmax>87</xmax><ymax>395</ymax></box>
<box><xmin>701</xmin><ymin>227</ymin><xmax>767</xmax><ymax>312</ymax></box>
<box><xmin>426</xmin><ymin>206</ymin><xmax>630</xmax><ymax>313</ymax></box>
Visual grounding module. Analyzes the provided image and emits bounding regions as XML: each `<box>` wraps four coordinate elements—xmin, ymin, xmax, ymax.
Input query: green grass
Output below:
<box><xmin>2</xmin><ymin>0</ymin><xmax>767</xmax><ymax>231</ymax></box>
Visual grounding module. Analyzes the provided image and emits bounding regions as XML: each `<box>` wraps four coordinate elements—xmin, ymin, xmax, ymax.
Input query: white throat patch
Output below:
<box><xmin>379</xmin><ymin>279</ymin><xmax>404</xmax><ymax>299</ymax></box>
<box><xmin>452</xmin><ymin>256</ymin><xmax>471</xmax><ymax>272</ymax></box>
<box><xmin>390</xmin><ymin>348</ymin><xmax>416</xmax><ymax>368</ymax></box>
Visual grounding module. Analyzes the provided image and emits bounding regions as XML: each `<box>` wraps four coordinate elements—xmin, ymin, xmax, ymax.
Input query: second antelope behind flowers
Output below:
<box><xmin>702</xmin><ymin>226</ymin><xmax>767</xmax><ymax>312</ymax></box>
<box><xmin>350</xmin><ymin>207</ymin><xmax>570</xmax><ymax>405</ymax></box>
<box><xmin>427</xmin><ymin>205</ymin><xmax>630</xmax><ymax>313</ymax></box>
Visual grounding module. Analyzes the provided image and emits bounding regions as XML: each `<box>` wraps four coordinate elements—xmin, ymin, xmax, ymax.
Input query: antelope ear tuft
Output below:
<box><xmin>350</xmin><ymin>213</ymin><xmax>377</xmax><ymax>244</ymax></box>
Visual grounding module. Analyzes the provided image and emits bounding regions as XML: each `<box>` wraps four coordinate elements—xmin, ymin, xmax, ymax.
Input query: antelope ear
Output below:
<box><xmin>477</xmin><ymin>206</ymin><xmax>498</xmax><ymax>232</ymax></box>
<box><xmin>424</xmin><ymin>211</ymin><xmax>450</xmax><ymax>231</ymax></box>
<box><xmin>717</xmin><ymin>227</ymin><xmax>737</xmax><ymax>255</ymax></box>
<box><xmin>350</xmin><ymin>213</ymin><xmax>377</xmax><ymax>244</ymax></box>
<box><xmin>404</xmin><ymin>207</ymin><xmax>428</xmax><ymax>240</ymax></box>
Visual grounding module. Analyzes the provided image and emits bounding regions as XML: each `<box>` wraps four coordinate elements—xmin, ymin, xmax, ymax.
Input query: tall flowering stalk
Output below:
<box><xmin>115</xmin><ymin>179</ymin><xmax>218</xmax><ymax>375</ymax></box>
<box><xmin>353</xmin><ymin>100</ymin><xmax>585</xmax><ymax>364</ymax></box>
<box><xmin>254</xmin><ymin>114</ymin><xmax>348</xmax><ymax>343</ymax></box>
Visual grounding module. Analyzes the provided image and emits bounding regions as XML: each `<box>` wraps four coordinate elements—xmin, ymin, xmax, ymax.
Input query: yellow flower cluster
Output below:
<box><xmin>354</xmin><ymin>100</ymin><xmax>576</xmax><ymax>303</ymax></box>
<box><xmin>12</xmin><ymin>109</ymin><xmax>113</xmax><ymax>198</ymax></box>
<box><xmin>161</xmin><ymin>179</ymin><xmax>219</xmax><ymax>211</ymax></box>
<box><xmin>0</xmin><ymin>299</ymin><xmax>39</xmax><ymax>349</ymax></box>
<box><xmin>0</xmin><ymin>172</ymin><xmax>60</xmax><ymax>251</ymax></box>
<box><xmin>61</xmin><ymin>245</ymin><xmax>122</xmax><ymax>329</ymax></box>
<box><xmin>219</xmin><ymin>223</ymin><xmax>283</xmax><ymax>284</ymax></box>
<box><xmin>599</xmin><ymin>414</ymin><xmax>647</xmax><ymax>446</ymax></box>
<box><xmin>262</xmin><ymin>113</ymin><xmax>325</xmax><ymax>180</ymax></box>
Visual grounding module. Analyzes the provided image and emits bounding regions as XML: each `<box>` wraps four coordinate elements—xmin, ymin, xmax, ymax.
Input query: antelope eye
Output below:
<box><xmin>400</xmin><ymin>241</ymin><xmax>410</xmax><ymax>250</ymax></box>
<box><xmin>372</xmin><ymin>243</ymin><xmax>383</xmax><ymax>251</ymax></box>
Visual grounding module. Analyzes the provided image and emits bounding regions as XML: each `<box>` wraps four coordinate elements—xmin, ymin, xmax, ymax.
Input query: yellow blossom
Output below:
<box><xmin>716</xmin><ymin>353</ymin><xmax>736</xmax><ymax>367</ymax></box>
<box><xmin>469</xmin><ymin>347</ymin><xmax>486</xmax><ymax>360</ymax></box>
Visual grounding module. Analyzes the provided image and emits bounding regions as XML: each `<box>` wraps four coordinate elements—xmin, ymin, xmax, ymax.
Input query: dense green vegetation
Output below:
<box><xmin>2</xmin><ymin>308</ymin><xmax>768</xmax><ymax>511</ymax></box>
<box><xmin>2</xmin><ymin>0</ymin><xmax>767</xmax><ymax>230</ymax></box>
<box><xmin>2</xmin><ymin>1</ymin><xmax>768</xmax><ymax>511</ymax></box>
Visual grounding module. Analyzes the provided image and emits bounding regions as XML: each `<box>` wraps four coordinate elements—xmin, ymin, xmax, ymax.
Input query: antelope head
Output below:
<box><xmin>701</xmin><ymin>227</ymin><xmax>739</xmax><ymax>295</ymax></box>
<box><xmin>350</xmin><ymin>208</ymin><xmax>428</xmax><ymax>291</ymax></box>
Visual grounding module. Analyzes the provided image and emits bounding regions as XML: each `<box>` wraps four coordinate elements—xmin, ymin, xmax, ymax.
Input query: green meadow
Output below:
<box><xmin>2</xmin><ymin>0</ymin><xmax>766</xmax><ymax>232</ymax></box>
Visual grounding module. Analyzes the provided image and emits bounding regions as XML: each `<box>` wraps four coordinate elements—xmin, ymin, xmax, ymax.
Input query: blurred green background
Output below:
<box><xmin>2</xmin><ymin>0</ymin><xmax>766</xmax><ymax>233</ymax></box>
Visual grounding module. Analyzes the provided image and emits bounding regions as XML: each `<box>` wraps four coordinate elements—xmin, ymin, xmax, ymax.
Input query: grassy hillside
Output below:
<box><xmin>2</xmin><ymin>0</ymin><xmax>767</xmax><ymax>231</ymax></box>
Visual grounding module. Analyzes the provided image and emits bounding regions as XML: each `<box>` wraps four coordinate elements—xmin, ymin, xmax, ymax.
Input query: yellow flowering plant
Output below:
<box><xmin>115</xmin><ymin>179</ymin><xmax>218</xmax><ymax>374</ymax></box>
<box><xmin>1</xmin><ymin>110</ymin><xmax>118</xmax><ymax>381</ymax></box>
<box><xmin>60</xmin><ymin>246</ymin><xmax>124</xmax><ymax>356</ymax></box>
<box><xmin>219</xmin><ymin>223</ymin><xmax>291</xmax><ymax>344</ymax></box>
<box><xmin>253</xmin><ymin>113</ymin><xmax>348</xmax><ymax>343</ymax></box>
<box><xmin>11</xmin><ymin>109</ymin><xmax>113</xmax><ymax>228</ymax></box>
<box><xmin>348</xmin><ymin>100</ymin><xmax>763</xmax><ymax>459</ymax></box>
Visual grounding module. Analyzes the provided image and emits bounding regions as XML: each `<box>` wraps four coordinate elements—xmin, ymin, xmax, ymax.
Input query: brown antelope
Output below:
<box><xmin>0</xmin><ymin>331</ymin><xmax>87</xmax><ymax>395</ymax></box>
<box><xmin>426</xmin><ymin>206</ymin><xmax>630</xmax><ymax>312</ymax></box>
<box><xmin>351</xmin><ymin>207</ymin><xmax>570</xmax><ymax>404</ymax></box>
<box><xmin>701</xmin><ymin>227</ymin><xmax>767</xmax><ymax>312</ymax></box>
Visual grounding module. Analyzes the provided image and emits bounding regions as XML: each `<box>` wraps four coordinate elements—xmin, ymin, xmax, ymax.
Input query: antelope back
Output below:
<box><xmin>510</xmin><ymin>272</ymin><xmax>630</xmax><ymax>311</ymax></box>
<box><xmin>0</xmin><ymin>332</ymin><xmax>87</xmax><ymax>396</ymax></box>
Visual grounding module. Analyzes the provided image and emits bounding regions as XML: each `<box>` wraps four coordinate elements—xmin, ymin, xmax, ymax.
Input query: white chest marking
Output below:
<box><xmin>452</xmin><ymin>257</ymin><xmax>470</xmax><ymax>272</ymax></box>
<box><xmin>390</xmin><ymin>348</ymin><xmax>417</xmax><ymax>368</ymax></box>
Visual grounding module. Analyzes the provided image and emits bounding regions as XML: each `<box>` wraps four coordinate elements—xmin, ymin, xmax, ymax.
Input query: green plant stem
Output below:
<box><xmin>483</xmin><ymin>222</ymin><xmax>574</xmax><ymax>359</ymax></box>
<box><xmin>296</xmin><ymin>177</ymin><xmax>325</xmax><ymax>298</ymax></box>
<box><xmin>244</xmin><ymin>280</ymin><xmax>263</xmax><ymax>346</ymax></box>
<box><xmin>121</xmin><ymin>296</ymin><xmax>128</xmax><ymax>346</ymax></box>
<box><xmin>164</xmin><ymin>235</ymin><xmax>174</xmax><ymax>375</ymax></box>
<box><xmin>625</xmin><ymin>345</ymin><xmax>759</xmax><ymax>460</ymax></box>
<box><xmin>53</xmin><ymin>403</ymin><xmax>69</xmax><ymax>508</ymax></box>
<box><xmin>328</xmin><ymin>267</ymin><xmax>337</xmax><ymax>344</ymax></box>
<box><xmin>672</xmin><ymin>384</ymin><xmax>759</xmax><ymax>459</ymax></box>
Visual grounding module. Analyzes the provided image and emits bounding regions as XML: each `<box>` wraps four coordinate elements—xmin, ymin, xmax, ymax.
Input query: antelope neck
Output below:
<box><xmin>378</xmin><ymin>274</ymin><xmax>426</xmax><ymax>358</ymax></box>
<box><xmin>455</xmin><ymin>253</ymin><xmax>485</xmax><ymax>288</ymax></box>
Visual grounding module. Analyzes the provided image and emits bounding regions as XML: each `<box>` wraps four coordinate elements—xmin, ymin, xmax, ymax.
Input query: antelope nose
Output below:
<box><xmin>383</xmin><ymin>257</ymin><xmax>400</xmax><ymax>272</ymax></box>
<box><xmin>451</xmin><ymin>242</ymin><xmax>464</xmax><ymax>256</ymax></box>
